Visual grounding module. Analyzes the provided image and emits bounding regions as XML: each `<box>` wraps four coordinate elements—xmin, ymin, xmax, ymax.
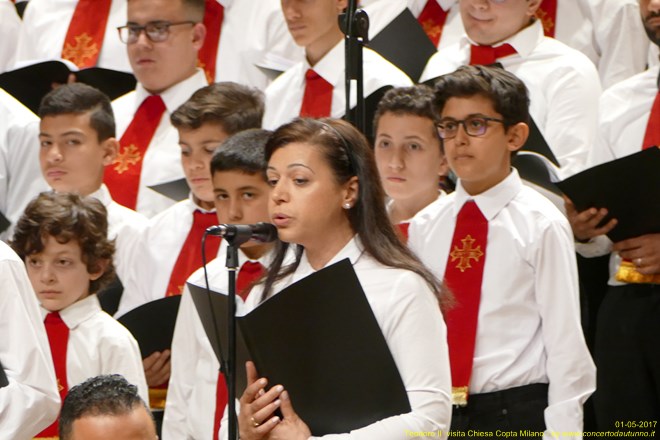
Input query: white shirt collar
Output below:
<box><xmin>41</xmin><ymin>295</ymin><xmax>101</xmax><ymax>330</ymax></box>
<box><xmin>460</xmin><ymin>18</ymin><xmax>543</xmax><ymax>59</ymax></box>
<box><xmin>453</xmin><ymin>168</ymin><xmax>523</xmax><ymax>222</ymax></box>
<box><xmin>134</xmin><ymin>68</ymin><xmax>208</xmax><ymax>114</ymax></box>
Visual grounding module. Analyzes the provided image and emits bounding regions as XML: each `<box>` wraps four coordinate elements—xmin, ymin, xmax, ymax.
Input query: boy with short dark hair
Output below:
<box><xmin>373</xmin><ymin>85</ymin><xmax>450</xmax><ymax>241</ymax></box>
<box><xmin>11</xmin><ymin>191</ymin><xmax>148</xmax><ymax>438</ymax></box>
<box><xmin>163</xmin><ymin>128</ymin><xmax>275</xmax><ymax>440</ymax></box>
<box><xmin>409</xmin><ymin>65</ymin><xmax>595</xmax><ymax>436</ymax></box>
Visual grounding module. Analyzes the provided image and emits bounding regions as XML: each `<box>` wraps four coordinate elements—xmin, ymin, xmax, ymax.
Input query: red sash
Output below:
<box><xmin>104</xmin><ymin>95</ymin><xmax>166</xmax><ymax>210</ymax></box>
<box><xmin>443</xmin><ymin>200</ymin><xmax>488</xmax><ymax>406</ymax></box>
<box><xmin>212</xmin><ymin>260</ymin><xmax>265</xmax><ymax>440</ymax></box>
<box><xmin>165</xmin><ymin>210</ymin><xmax>222</xmax><ymax>297</ymax></box>
<box><xmin>198</xmin><ymin>0</ymin><xmax>224</xmax><ymax>84</ymax></box>
<box><xmin>417</xmin><ymin>0</ymin><xmax>449</xmax><ymax>47</ymax></box>
<box><xmin>36</xmin><ymin>312</ymin><xmax>70</xmax><ymax>438</ymax></box>
<box><xmin>469</xmin><ymin>43</ymin><xmax>517</xmax><ymax>66</ymax></box>
<box><xmin>299</xmin><ymin>69</ymin><xmax>333</xmax><ymax>118</ymax></box>
<box><xmin>536</xmin><ymin>0</ymin><xmax>557</xmax><ymax>38</ymax></box>
<box><xmin>642</xmin><ymin>91</ymin><xmax>660</xmax><ymax>150</ymax></box>
<box><xmin>61</xmin><ymin>0</ymin><xmax>112</xmax><ymax>68</ymax></box>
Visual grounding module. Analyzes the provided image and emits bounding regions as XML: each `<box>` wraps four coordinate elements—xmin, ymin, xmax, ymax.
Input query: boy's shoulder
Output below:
<box><xmin>147</xmin><ymin>198</ymin><xmax>197</xmax><ymax>227</ymax></box>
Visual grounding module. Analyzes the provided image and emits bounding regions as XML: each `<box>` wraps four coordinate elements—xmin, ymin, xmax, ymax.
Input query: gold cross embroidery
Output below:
<box><xmin>113</xmin><ymin>144</ymin><xmax>141</xmax><ymax>174</ymax></box>
<box><xmin>535</xmin><ymin>9</ymin><xmax>555</xmax><ymax>35</ymax></box>
<box><xmin>57</xmin><ymin>378</ymin><xmax>64</xmax><ymax>392</ymax></box>
<box><xmin>421</xmin><ymin>19</ymin><xmax>443</xmax><ymax>40</ymax></box>
<box><xmin>62</xmin><ymin>33</ymin><xmax>99</xmax><ymax>67</ymax></box>
<box><xmin>196</xmin><ymin>58</ymin><xmax>213</xmax><ymax>85</ymax></box>
<box><xmin>449</xmin><ymin>234</ymin><xmax>484</xmax><ymax>272</ymax></box>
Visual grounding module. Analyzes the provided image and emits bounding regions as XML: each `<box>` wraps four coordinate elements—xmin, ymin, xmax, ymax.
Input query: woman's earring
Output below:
<box><xmin>343</xmin><ymin>203</ymin><xmax>352</xmax><ymax>210</ymax></box>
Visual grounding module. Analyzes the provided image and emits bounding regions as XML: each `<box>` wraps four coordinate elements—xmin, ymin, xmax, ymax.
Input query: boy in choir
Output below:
<box><xmin>262</xmin><ymin>0</ymin><xmax>412</xmax><ymax>136</ymax></box>
<box><xmin>37</xmin><ymin>83</ymin><xmax>148</xmax><ymax>312</ymax></box>
<box><xmin>115</xmin><ymin>81</ymin><xmax>263</xmax><ymax>407</ymax></box>
<box><xmin>409</xmin><ymin>65</ymin><xmax>594</xmax><ymax>437</ymax></box>
<box><xmin>59</xmin><ymin>374</ymin><xmax>158</xmax><ymax>440</ymax></box>
<box><xmin>420</xmin><ymin>0</ymin><xmax>601</xmax><ymax>178</ymax></box>
<box><xmin>163</xmin><ymin>128</ymin><xmax>276</xmax><ymax>440</ymax></box>
<box><xmin>109</xmin><ymin>0</ymin><xmax>208</xmax><ymax>217</ymax></box>
<box><xmin>373</xmin><ymin>85</ymin><xmax>450</xmax><ymax>241</ymax></box>
<box><xmin>11</xmin><ymin>191</ymin><xmax>148</xmax><ymax>438</ymax></box>
<box><xmin>564</xmin><ymin>0</ymin><xmax>660</xmax><ymax>432</ymax></box>
<box><xmin>0</xmin><ymin>241</ymin><xmax>60</xmax><ymax>438</ymax></box>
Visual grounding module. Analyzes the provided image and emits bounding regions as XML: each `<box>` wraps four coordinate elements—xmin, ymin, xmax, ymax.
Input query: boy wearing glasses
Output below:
<box><xmin>420</xmin><ymin>0</ymin><xmax>600</xmax><ymax>178</ymax></box>
<box><xmin>409</xmin><ymin>65</ymin><xmax>595</xmax><ymax>438</ymax></box>
<box><xmin>109</xmin><ymin>0</ymin><xmax>208</xmax><ymax>218</ymax></box>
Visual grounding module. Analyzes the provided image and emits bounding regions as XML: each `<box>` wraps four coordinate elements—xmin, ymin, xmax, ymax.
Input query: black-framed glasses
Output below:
<box><xmin>117</xmin><ymin>21</ymin><xmax>196</xmax><ymax>44</ymax></box>
<box><xmin>436</xmin><ymin>116</ymin><xmax>505</xmax><ymax>139</ymax></box>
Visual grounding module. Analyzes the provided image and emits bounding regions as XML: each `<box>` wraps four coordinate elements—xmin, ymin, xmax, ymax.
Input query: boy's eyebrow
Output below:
<box><xmin>38</xmin><ymin>130</ymin><xmax>85</xmax><ymax>137</ymax></box>
<box><xmin>213</xmin><ymin>185</ymin><xmax>261</xmax><ymax>193</ymax></box>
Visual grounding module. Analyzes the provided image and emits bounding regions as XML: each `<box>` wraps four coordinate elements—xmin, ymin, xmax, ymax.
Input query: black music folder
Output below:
<box><xmin>117</xmin><ymin>295</ymin><xmax>182</xmax><ymax>358</ymax></box>
<box><xmin>188</xmin><ymin>258</ymin><xmax>411</xmax><ymax>436</ymax></box>
<box><xmin>0</xmin><ymin>360</ymin><xmax>8</xmax><ymax>388</ymax></box>
<box><xmin>0</xmin><ymin>60</ymin><xmax>136</xmax><ymax>114</ymax></box>
<box><xmin>148</xmin><ymin>178</ymin><xmax>190</xmax><ymax>202</ymax></box>
<box><xmin>556</xmin><ymin>147</ymin><xmax>660</xmax><ymax>243</ymax></box>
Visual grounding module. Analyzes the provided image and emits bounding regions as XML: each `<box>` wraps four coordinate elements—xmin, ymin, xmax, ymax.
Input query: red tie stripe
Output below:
<box><xmin>536</xmin><ymin>0</ymin><xmax>557</xmax><ymax>38</ymax></box>
<box><xmin>105</xmin><ymin>95</ymin><xmax>166</xmax><ymax>210</ymax></box>
<box><xmin>198</xmin><ymin>0</ymin><xmax>224</xmax><ymax>84</ymax></box>
<box><xmin>37</xmin><ymin>312</ymin><xmax>70</xmax><ymax>438</ymax></box>
<box><xmin>469</xmin><ymin>43</ymin><xmax>517</xmax><ymax>66</ymax></box>
<box><xmin>417</xmin><ymin>0</ymin><xmax>449</xmax><ymax>47</ymax></box>
<box><xmin>642</xmin><ymin>90</ymin><xmax>660</xmax><ymax>150</ymax></box>
<box><xmin>443</xmin><ymin>200</ymin><xmax>488</xmax><ymax>406</ymax></box>
<box><xmin>299</xmin><ymin>69</ymin><xmax>333</xmax><ymax>118</ymax></box>
<box><xmin>61</xmin><ymin>0</ymin><xmax>113</xmax><ymax>68</ymax></box>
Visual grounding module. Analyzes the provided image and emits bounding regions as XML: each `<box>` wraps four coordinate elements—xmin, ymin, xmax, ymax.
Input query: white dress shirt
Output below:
<box><xmin>421</xmin><ymin>19</ymin><xmax>601</xmax><ymax>178</ymax></box>
<box><xmin>0</xmin><ymin>242</ymin><xmax>59</xmax><ymax>440</ymax></box>
<box><xmin>88</xmin><ymin>184</ymin><xmax>148</xmax><ymax>286</ymax></box>
<box><xmin>212</xmin><ymin>0</ymin><xmax>302</xmax><ymax>89</ymax></box>
<box><xmin>39</xmin><ymin>295</ymin><xmax>149</xmax><ymax>404</ymax></box>
<box><xmin>163</xmin><ymin>242</ymin><xmax>272</xmax><ymax>440</ymax></box>
<box><xmin>111</xmin><ymin>69</ymin><xmax>208</xmax><ymax>218</ymax></box>
<box><xmin>262</xmin><ymin>40</ymin><xmax>413</xmax><ymax>130</ymax></box>
<box><xmin>0</xmin><ymin>0</ymin><xmax>20</xmax><ymax>73</ymax></box>
<box><xmin>116</xmin><ymin>196</ymin><xmax>216</xmax><ymax>317</ymax></box>
<box><xmin>576</xmin><ymin>66</ymin><xmax>660</xmax><ymax>285</ymax></box>
<box><xmin>0</xmin><ymin>90</ymin><xmax>48</xmax><ymax>242</ymax></box>
<box><xmin>14</xmin><ymin>0</ymin><xmax>131</xmax><ymax>72</ymax></box>
<box><xmin>221</xmin><ymin>237</ymin><xmax>452</xmax><ymax>440</ymax></box>
<box><xmin>409</xmin><ymin>169</ymin><xmax>596</xmax><ymax>436</ymax></box>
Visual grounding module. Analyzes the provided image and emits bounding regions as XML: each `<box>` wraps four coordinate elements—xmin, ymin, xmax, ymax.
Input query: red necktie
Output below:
<box><xmin>642</xmin><ymin>89</ymin><xmax>660</xmax><ymax>150</ymax></box>
<box><xmin>165</xmin><ymin>210</ymin><xmax>222</xmax><ymax>297</ymax></box>
<box><xmin>443</xmin><ymin>200</ymin><xmax>488</xmax><ymax>406</ymax></box>
<box><xmin>105</xmin><ymin>95</ymin><xmax>166</xmax><ymax>210</ymax></box>
<box><xmin>37</xmin><ymin>312</ymin><xmax>70</xmax><ymax>438</ymax></box>
<box><xmin>198</xmin><ymin>0</ymin><xmax>224</xmax><ymax>84</ymax></box>
<box><xmin>212</xmin><ymin>260</ymin><xmax>265</xmax><ymax>439</ymax></box>
<box><xmin>61</xmin><ymin>0</ymin><xmax>112</xmax><ymax>68</ymax></box>
<box><xmin>397</xmin><ymin>222</ymin><xmax>410</xmax><ymax>243</ymax></box>
<box><xmin>469</xmin><ymin>43</ymin><xmax>517</xmax><ymax>66</ymax></box>
<box><xmin>417</xmin><ymin>0</ymin><xmax>449</xmax><ymax>47</ymax></box>
<box><xmin>536</xmin><ymin>0</ymin><xmax>557</xmax><ymax>38</ymax></box>
<box><xmin>299</xmin><ymin>69</ymin><xmax>333</xmax><ymax>118</ymax></box>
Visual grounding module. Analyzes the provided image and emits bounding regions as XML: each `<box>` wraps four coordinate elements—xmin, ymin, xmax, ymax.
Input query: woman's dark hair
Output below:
<box><xmin>260</xmin><ymin>118</ymin><xmax>448</xmax><ymax>307</ymax></box>
<box><xmin>10</xmin><ymin>192</ymin><xmax>116</xmax><ymax>294</ymax></box>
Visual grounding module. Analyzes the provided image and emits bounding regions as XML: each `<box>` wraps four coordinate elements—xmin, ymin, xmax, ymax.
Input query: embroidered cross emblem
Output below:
<box><xmin>196</xmin><ymin>58</ymin><xmax>213</xmax><ymax>84</ymax></box>
<box><xmin>57</xmin><ymin>378</ymin><xmax>64</xmax><ymax>392</ymax></box>
<box><xmin>421</xmin><ymin>19</ymin><xmax>443</xmax><ymax>40</ymax></box>
<box><xmin>62</xmin><ymin>33</ymin><xmax>99</xmax><ymax>67</ymax></box>
<box><xmin>535</xmin><ymin>9</ymin><xmax>555</xmax><ymax>35</ymax></box>
<box><xmin>449</xmin><ymin>234</ymin><xmax>484</xmax><ymax>272</ymax></box>
<box><xmin>113</xmin><ymin>144</ymin><xmax>141</xmax><ymax>174</ymax></box>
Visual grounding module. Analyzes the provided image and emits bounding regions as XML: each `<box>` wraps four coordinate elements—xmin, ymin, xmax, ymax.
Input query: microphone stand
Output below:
<box><xmin>341</xmin><ymin>0</ymin><xmax>369</xmax><ymax>134</ymax></box>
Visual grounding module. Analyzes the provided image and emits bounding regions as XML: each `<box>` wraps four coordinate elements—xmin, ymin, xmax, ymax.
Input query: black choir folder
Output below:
<box><xmin>117</xmin><ymin>295</ymin><xmax>182</xmax><ymax>358</ymax></box>
<box><xmin>0</xmin><ymin>360</ymin><xmax>8</xmax><ymax>388</ymax></box>
<box><xmin>556</xmin><ymin>147</ymin><xmax>660</xmax><ymax>243</ymax></box>
<box><xmin>188</xmin><ymin>258</ymin><xmax>411</xmax><ymax>436</ymax></box>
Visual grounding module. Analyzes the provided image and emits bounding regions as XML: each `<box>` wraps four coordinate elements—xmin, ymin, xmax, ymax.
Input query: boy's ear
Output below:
<box><xmin>342</xmin><ymin>176</ymin><xmax>359</xmax><ymax>208</ymax></box>
<box><xmin>506</xmin><ymin>122</ymin><xmax>529</xmax><ymax>153</ymax></box>
<box><xmin>192</xmin><ymin>22</ymin><xmax>206</xmax><ymax>50</ymax></box>
<box><xmin>101</xmin><ymin>138</ymin><xmax>119</xmax><ymax>166</ymax></box>
<box><xmin>526</xmin><ymin>0</ymin><xmax>542</xmax><ymax>17</ymax></box>
<box><xmin>88</xmin><ymin>259</ymin><xmax>109</xmax><ymax>281</ymax></box>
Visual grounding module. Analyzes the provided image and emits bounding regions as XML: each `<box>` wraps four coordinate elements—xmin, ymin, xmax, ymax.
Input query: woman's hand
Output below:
<box><xmin>563</xmin><ymin>196</ymin><xmax>617</xmax><ymax>242</ymax></box>
<box><xmin>238</xmin><ymin>361</ymin><xmax>283</xmax><ymax>440</ymax></box>
<box><xmin>268</xmin><ymin>390</ymin><xmax>312</xmax><ymax>440</ymax></box>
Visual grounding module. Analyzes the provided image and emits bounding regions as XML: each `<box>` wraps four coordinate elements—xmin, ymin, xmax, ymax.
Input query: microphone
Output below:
<box><xmin>205</xmin><ymin>222</ymin><xmax>278</xmax><ymax>244</ymax></box>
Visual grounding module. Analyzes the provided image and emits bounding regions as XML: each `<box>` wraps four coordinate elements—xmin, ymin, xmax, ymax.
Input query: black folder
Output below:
<box><xmin>117</xmin><ymin>295</ymin><xmax>182</xmax><ymax>358</ymax></box>
<box><xmin>0</xmin><ymin>360</ymin><xmax>8</xmax><ymax>388</ymax></box>
<box><xmin>188</xmin><ymin>258</ymin><xmax>411</xmax><ymax>436</ymax></box>
<box><xmin>368</xmin><ymin>8</ymin><xmax>438</xmax><ymax>82</ymax></box>
<box><xmin>0</xmin><ymin>211</ymin><xmax>10</xmax><ymax>235</ymax></box>
<box><xmin>0</xmin><ymin>61</ymin><xmax>136</xmax><ymax>114</ymax></box>
<box><xmin>556</xmin><ymin>147</ymin><xmax>660</xmax><ymax>243</ymax></box>
<box><xmin>512</xmin><ymin>151</ymin><xmax>561</xmax><ymax>196</ymax></box>
<box><xmin>147</xmin><ymin>178</ymin><xmax>190</xmax><ymax>202</ymax></box>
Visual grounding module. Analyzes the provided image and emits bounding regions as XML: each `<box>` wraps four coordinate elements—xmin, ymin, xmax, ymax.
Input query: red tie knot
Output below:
<box><xmin>305</xmin><ymin>69</ymin><xmax>322</xmax><ymax>81</ymax></box>
<box><xmin>45</xmin><ymin>311</ymin><xmax>66</xmax><ymax>326</ymax></box>
<box><xmin>193</xmin><ymin>209</ymin><xmax>218</xmax><ymax>229</ymax></box>
<box><xmin>469</xmin><ymin>43</ymin><xmax>517</xmax><ymax>66</ymax></box>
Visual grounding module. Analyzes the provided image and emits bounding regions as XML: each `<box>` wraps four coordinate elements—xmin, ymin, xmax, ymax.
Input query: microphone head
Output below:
<box><xmin>253</xmin><ymin>222</ymin><xmax>278</xmax><ymax>243</ymax></box>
